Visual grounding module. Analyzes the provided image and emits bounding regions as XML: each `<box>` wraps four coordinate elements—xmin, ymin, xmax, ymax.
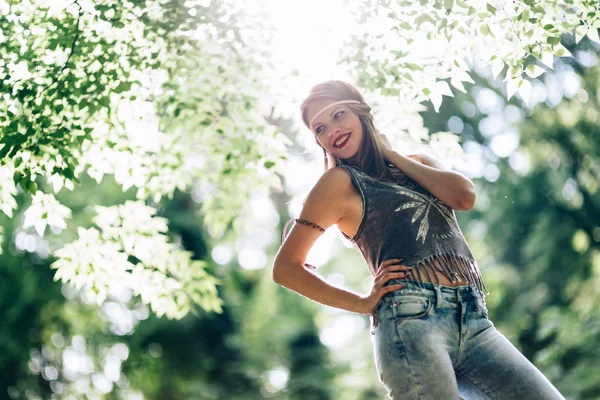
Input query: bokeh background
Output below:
<box><xmin>1</xmin><ymin>0</ymin><xmax>599</xmax><ymax>399</ymax></box>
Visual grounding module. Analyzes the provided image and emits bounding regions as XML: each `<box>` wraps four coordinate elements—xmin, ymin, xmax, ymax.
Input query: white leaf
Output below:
<box><xmin>575</xmin><ymin>25</ymin><xmax>588</xmax><ymax>44</ymax></box>
<box><xmin>34</xmin><ymin>220</ymin><xmax>47</xmax><ymax>237</ymax></box>
<box><xmin>450</xmin><ymin>77</ymin><xmax>467</xmax><ymax>93</ymax></box>
<box><xmin>539</xmin><ymin>48</ymin><xmax>554</xmax><ymax>69</ymax></box>
<box><xmin>524</xmin><ymin>64</ymin><xmax>545</xmax><ymax>79</ymax></box>
<box><xmin>586</xmin><ymin>27</ymin><xmax>600</xmax><ymax>44</ymax></box>
<box><xmin>457</xmin><ymin>69</ymin><xmax>475</xmax><ymax>84</ymax></box>
<box><xmin>435</xmin><ymin>80</ymin><xmax>454</xmax><ymax>97</ymax></box>
<box><xmin>553</xmin><ymin>43</ymin><xmax>572</xmax><ymax>58</ymax></box>
<box><xmin>65</xmin><ymin>179</ymin><xmax>74</xmax><ymax>191</ymax></box>
<box><xmin>506</xmin><ymin>78</ymin><xmax>521</xmax><ymax>101</ymax></box>
<box><xmin>491</xmin><ymin>57</ymin><xmax>505</xmax><ymax>80</ymax></box>
<box><xmin>429</xmin><ymin>90</ymin><xmax>443</xmax><ymax>113</ymax></box>
<box><xmin>518</xmin><ymin>80</ymin><xmax>532</xmax><ymax>106</ymax></box>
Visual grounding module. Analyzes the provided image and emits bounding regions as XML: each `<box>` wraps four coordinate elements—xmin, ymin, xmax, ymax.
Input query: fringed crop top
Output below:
<box><xmin>281</xmin><ymin>163</ymin><xmax>489</xmax><ymax>299</ymax></box>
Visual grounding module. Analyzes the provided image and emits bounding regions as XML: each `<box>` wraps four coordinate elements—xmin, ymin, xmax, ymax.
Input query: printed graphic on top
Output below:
<box><xmin>394</xmin><ymin>184</ymin><xmax>460</xmax><ymax>245</ymax></box>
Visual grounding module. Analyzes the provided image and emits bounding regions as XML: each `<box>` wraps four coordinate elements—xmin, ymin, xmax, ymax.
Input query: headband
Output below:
<box><xmin>309</xmin><ymin>100</ymin><xmax>361</xmax><ymax>129</ymax></box>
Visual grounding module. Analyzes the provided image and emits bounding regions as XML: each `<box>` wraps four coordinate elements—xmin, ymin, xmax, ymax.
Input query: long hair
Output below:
<box><xmin>300</xmin><ymin>80</ymin><xmax>392</xmax><ymax>181</ymax></box>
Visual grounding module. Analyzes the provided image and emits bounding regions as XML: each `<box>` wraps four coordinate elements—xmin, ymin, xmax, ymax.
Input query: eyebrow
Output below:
<box><xmin>312</xmin><ymin>107</ymin><xmax>343</xmax><ymax>129</ymax></box>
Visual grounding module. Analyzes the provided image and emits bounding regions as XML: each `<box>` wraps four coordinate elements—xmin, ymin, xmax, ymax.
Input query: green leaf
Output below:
<box><xmin>547</xmin><ymin>36</ymin><xmax>561</xmax><ymax>45</ymax></box>
<box><xmin>415</xmin><ymin>13</ymin><xmax>436</xmax><ymax>28</ymax></box>
<box><xmin>63</xmin><ymin>167</ymin><xmax>75</xmax><ymax>180</ymax></box>
<box><xmin>553</xmin><ymin>43</ymin><xmax>572</xmax><ymax>58</ymax></box>
<box><xmin>0</xmin><ymin>144</ymin><xmax>12</xmax><ymax>159</ymax></box>
<box><xmin>26</xmin><ymin>180</ymin><xmax>37</xmax><ymax>194</ymax></box>
<box><xmin>8</xmin><ymin>144</ymin><xmax>20</xmax><ymax>158</ymax></box>
<box><xmin>543</xmin><ymin>24</ymin><xmax>554</xmax><ymax>30</ymax></box>
<box><xmin>8</xmin><ymin>120</ymin><xmax>19</xmax><ymax>133</ymax></box>
<box><xmin>531</xmin><ymin>5</ymin><xmax>544</xmax><ymax>13</ymax></box>
<box><xmin>486</xmin><ymin>3</ymin><xmax>496</xmax><ymax>13</ymax></box>
<box><xmin>263</xmin><ymin>160</ymin><xmax>276</xmax><ymax>169</ymax></box>
<box><xmin>13</xmin><ymin>172</ymin><xmax>22</xmax><ymax>186</ymax></box>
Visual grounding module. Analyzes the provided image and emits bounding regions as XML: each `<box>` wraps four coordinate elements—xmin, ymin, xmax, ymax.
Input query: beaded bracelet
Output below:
<box><xmin>281</xmin><ymin>218</ymin><xmax>326</xmax><ymax>269</ymax></box>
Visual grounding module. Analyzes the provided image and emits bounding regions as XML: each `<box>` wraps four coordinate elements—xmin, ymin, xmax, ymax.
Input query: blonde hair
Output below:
<box><xmin>300</xmin><ymin>80</ymin><xmax>392</xmax><ymax>181</ymax></box>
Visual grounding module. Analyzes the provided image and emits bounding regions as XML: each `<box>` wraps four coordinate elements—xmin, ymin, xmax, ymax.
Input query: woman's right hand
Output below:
<box><xmin>358</xmin><ymin>258</ymin><xmax>412</xmax><ymax>315</ymax></box>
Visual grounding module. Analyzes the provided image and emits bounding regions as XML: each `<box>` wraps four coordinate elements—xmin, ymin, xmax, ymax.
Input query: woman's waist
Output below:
<box><xmin>375</xmin><ymin>254</ymin><xmax>477</xmax><ymax>284</ymax></box>
<box><xmin>381</xmin><ymin>278</ymin><xmax>482</xmax><ymax>305</ymax></box>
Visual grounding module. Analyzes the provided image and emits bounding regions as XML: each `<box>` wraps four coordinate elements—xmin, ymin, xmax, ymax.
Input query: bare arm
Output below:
<box><xmin>272</xmin><ymin>167</ymin><xmax>370</xmax><ymax>315</ymax></box>
<box><xmin>387</xmin><ymin>151</ymin><xmax>476</xmax><ymax>211</ymax></box>
<box><xmin>273</xmin><ymin>260</ymin><xmax>368</xmax><ymax>314</ymax></box>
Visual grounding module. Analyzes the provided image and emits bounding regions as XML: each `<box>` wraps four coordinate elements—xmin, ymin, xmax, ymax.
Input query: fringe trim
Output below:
<box><xmin>405</xmin><ymin>252</ymin><xmax>490</xmax><ymax>298</ymax></box>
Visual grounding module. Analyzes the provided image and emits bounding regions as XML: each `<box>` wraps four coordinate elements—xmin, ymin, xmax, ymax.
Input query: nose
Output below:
<box><xmin>328</xmin><ymin>125</ymin><xmax>341</xmax><ymax>138</ymax></box>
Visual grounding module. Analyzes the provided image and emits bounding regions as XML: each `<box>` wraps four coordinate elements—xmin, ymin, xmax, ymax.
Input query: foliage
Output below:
<box><xmin>0</xmin><ymin>0</ymin><xmax>288</xmax><ymax>318</ymax></box>
<box><xmin>2</xmin><ymin>1</ymin><xmax>600</xmax><ymax>397</ymax></box>
<box><xmin>345</xmin><ymin>0</ymin><xmax>599</xmax><ymax>108</ymax></box>
<box><xmin>338</xmin><ymin>0</ymin><xmax>600</xmax><ymax>170</ymax></box>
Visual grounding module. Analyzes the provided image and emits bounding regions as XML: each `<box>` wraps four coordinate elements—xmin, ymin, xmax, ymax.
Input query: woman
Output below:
<box><xmin>272</xmin><ymin>80</ymin><xmax>565</xmax><ymax>399</ymax></box>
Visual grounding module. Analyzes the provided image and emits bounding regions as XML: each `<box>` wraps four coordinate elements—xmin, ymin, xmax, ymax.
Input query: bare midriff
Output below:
<box><xmin>405</xmin><ymin>256</ymin><xmax>471</xmax><ymax>287</ymax></box>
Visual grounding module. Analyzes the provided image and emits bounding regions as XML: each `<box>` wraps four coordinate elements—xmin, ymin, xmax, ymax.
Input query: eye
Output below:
<box><xmin>314</xmin><ymin>111</ymin><xmax>345</xmax><ymax>135</ymax></box>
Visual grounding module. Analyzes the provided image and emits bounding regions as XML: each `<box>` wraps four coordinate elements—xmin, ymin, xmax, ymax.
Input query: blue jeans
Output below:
<box><xmin>370</xmin><ymin>280</ymin><xmax>565</xmax><ymax>400</ymax></box>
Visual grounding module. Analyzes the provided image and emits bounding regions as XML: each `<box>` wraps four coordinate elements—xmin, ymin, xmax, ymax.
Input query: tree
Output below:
<box><xmin>1</xmin><ymin>0</ymin><xmax>597</xmax><ymax>320</ymax></box>
<box><xmin>0</xmin><ymin>0</ymin><xmax>288</xmax><ymax>318</ymax></box>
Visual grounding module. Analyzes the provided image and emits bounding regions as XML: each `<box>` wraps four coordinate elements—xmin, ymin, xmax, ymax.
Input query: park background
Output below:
<box><xmin>0</xmin><ymin>0</ymin><xmax>599</xmax><ymax>399</ymax></box>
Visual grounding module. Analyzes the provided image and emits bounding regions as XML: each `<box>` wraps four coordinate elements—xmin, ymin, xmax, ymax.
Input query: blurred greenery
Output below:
<box><xmin>1</xmin><ymin>1</ymin><xmax>600</xmax><ymax>399</ymax></box>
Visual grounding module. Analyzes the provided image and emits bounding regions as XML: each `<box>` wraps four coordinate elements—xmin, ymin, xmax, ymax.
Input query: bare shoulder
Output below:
<box><xmin>307</xmin><ymin>166</ymin><xmax>354</xmax><ymax>211</ymax></box>
<box><xmin>274</xmin><ymin>167</ymin><xmax>352</xmax><ymax>270</ymax></box>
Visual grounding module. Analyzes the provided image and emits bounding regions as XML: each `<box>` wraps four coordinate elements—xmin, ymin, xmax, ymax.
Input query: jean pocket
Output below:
<box><xmin>391</xmin><ymin>295</ymin><xmax>432</xmax><ymax>326</ymax></box>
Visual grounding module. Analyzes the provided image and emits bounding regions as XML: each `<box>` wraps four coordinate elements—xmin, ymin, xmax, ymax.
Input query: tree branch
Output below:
<box><xmin>39</xmin><ymin>0</ymin><xmax>82</xmax><ymax>97</ymax></box>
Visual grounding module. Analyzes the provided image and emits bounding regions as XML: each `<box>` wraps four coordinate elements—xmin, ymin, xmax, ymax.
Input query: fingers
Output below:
<box><xmin>376</xmin><ymin>259</ymin><xmax>412</xmax><ymax>280</ymax></box>
<box><xmin>381</xmin><ymin>259</ymin><xmax>412</xmax><ymax>271</ymax></box>
<box><xmin>380</xmin><ymin>258</ymin><xmax>403</xmax><ymax>269</ymax></box>
<box><xmin>375</xmin><ymin>270</ymin><xmax>410</xmax><ymax>286</ymax></box>
<box><xmin>369</xmin><ymin>259</ymin><xmax>412</xmax><ymax>301</ymax></box>
<box><xmin>386</xmin><ymin>284</ymin><xmax>406</xmax><ymax>292</ymax></box>
<box><xmin>378</xmin><ymin>259</ymin><xmax>412</xmax><ymax>275</ymax></box>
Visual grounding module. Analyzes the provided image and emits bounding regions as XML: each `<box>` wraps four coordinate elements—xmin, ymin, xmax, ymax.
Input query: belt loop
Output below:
<box><xmin>434</xmin><ymin>283</ymin><xmax>443</xmax><ymax>310</ymax></box>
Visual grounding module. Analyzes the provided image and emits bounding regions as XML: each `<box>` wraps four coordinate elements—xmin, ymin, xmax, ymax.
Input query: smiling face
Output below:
<box><xmin>305</xmin><ymin>98</ymin><xmax>364</xmax><ymax>165</ymax></box>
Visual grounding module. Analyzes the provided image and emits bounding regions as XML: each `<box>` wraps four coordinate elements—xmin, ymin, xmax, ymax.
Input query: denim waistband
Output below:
<box><xmin>381</xmin><ymin>279</ymin><xmax>484</xmax><ymax>304</ymax></box>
